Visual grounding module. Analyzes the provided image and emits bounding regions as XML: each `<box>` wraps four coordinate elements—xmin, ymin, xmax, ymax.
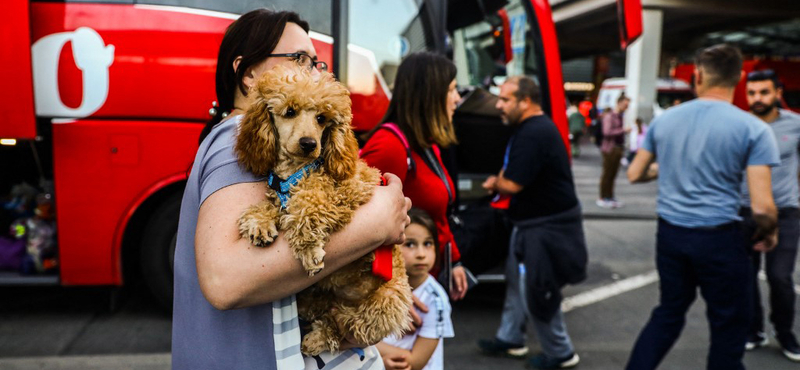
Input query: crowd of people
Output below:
<box><xmin>169</xmin><ymin>7</ymin><xmax>800</xmax><ymax>370</ymax></box>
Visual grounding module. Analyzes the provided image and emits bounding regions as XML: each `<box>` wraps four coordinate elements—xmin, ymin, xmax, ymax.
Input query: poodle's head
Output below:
<box><xmin>235</xmin><ymin>65</ymin><xmax>358</xmax><ymax>181</ymax></box>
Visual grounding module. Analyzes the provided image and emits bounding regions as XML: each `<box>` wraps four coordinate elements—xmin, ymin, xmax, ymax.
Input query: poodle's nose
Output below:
<box><xmin>299</xmin><ymin>137</ymin><xmax>317</xmax><ymax>153</ymax></box>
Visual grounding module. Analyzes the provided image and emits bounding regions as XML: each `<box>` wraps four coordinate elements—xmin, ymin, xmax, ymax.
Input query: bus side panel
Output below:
<box><xmin>52</xmin><ymin>120</ymin><xmax>200</xmax><ymax>285</ymax></box>
<box><xmin>529</xmin><ymin>0</ymin><xmax>569</xmax><ymax>154</ymax></box>
<box><xmin>30</xmin><ymin>3</ymin><xmax>231</xmax><ymax>122</ymax></box>
<box><xmin>0</xmin><ymin>0</ymin><xmax>36</xmax><ymax>139</ymax></box>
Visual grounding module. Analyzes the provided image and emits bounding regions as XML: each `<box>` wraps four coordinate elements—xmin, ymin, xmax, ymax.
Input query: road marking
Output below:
<box><xmin>560</xmin><ymin>269</ymin><xmax>800</xmax><ymax>313</ymax></box>
<box><xmin>561</xmin><ymin>270</ymin><xmax>659</xmax><ymax>313</ymax></box>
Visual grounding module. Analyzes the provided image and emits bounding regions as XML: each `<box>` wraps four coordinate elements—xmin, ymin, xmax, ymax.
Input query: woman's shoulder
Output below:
<box><xmin>366</xmin><ymin>126</ymin><xmax>406</xmax><ymax>146</ymax></box>
<box><xmin>194</xmin><ymin>115</ymin><xmax>261</xmax><ymax>197</ymax></box>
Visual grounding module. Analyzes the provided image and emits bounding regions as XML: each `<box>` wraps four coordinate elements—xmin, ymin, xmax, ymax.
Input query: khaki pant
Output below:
<box><xmin>599</xmin><ymin>146</ymin><xmax>623</xmax><ymax>199</ymax></box>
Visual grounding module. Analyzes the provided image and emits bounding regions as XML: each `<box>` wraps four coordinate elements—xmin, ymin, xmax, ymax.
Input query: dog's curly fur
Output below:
<box><xmin>234</xmin><ymin>65</ymin><xmax>413</xmax><ymax>355</ymax></box>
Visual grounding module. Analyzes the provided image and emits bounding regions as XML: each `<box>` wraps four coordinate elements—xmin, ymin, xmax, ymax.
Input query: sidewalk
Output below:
<box><xmin>0</xmin><ymin>354</ymin><xmax>170</xmax><ymax>370</ymax></box>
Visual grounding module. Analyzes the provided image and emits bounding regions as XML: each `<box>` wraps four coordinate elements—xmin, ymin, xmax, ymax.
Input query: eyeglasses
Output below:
<box><xmin>267</xmin><ymin>52</ymin><xmax>328</xmax><ymax>72</ymax></box>
<box><xmin>747</xmin><ymin>69</ymin><xmax>776</xmax><ymax>81</ymax></box>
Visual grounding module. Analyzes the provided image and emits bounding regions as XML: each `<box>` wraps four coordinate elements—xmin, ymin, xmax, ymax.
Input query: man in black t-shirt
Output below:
<box><xmin>477</xmin><ymin>76</ymin><xmax>586</xmax><ymax>370</ymax></box>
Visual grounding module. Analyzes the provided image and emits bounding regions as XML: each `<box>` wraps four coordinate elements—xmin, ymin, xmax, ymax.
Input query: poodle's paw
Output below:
<box><xmin>300</xmin><ymin>248</ymin><xmax>326</xmax><ymax>276</ymax></box>
<box><xmin>301</xmin><ymin>328</ymin><xmax>339</xmax><ymax>356</ymax></box>
<box><xmin>238</xmin><ymin>217</ymin><xmax>278</xmax><ymax>248</ymax></box>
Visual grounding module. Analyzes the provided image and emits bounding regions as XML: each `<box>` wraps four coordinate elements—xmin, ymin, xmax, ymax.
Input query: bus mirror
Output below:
<box><xmin>616</xmin><ymin>0</ymin><xmax>643</xmax><ymax>49</ymax></box>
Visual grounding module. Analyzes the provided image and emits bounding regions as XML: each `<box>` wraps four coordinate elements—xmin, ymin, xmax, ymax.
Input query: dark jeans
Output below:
<box><xmin>741</xmin><ymin>207</ymin><xmax>800</xmax><ymax>337</ymax></box>
<box><xmin>626</xmin><ymin>219</ymin><xmax>752</xmax><ymax>370</ymax></box>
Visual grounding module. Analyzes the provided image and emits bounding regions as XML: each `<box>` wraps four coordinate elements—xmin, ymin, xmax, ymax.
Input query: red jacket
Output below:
<box><xmin>360</xmin><ymin>128</ymin><xmax>461</xmax><ymax>276</ymax></box>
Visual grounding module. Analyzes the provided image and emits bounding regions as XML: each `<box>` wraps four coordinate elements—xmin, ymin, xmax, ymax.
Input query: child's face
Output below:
<box><xmin>401</xmin><ymin>223</ymin><xmax>436</xmax><ymax>280</ymax></box>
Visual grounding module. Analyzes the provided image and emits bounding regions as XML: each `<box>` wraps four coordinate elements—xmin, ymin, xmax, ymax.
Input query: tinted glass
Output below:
<box><xmin>348</xmin><ymin>0</ymin><xmax>422</xmax><ymax>88</ymax></box>
<box><xmin>451</xmin><ymin>0</ymin><xmax>541</xmax><ymax>94</ymax></box>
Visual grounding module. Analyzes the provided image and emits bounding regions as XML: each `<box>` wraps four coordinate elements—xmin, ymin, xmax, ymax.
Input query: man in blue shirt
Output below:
<box><xmin>740</xmin><ymin>69</ymin><xmax>800</xmax><ymax>361</ymax></box>
<box><xmin>625</xmin><ymin>44</ymin><xmax>779</xmax><ymax>370</ymax></box>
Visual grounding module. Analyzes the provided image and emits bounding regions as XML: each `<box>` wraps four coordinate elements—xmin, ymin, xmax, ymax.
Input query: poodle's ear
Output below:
<box><xmin>235</xmin><ymin>96</ymin><xmax>278</xmax><ymax>176</ymax></box>
<box><xmin>323</xmin><ymin>123</ymin><xmax>359</xmax><ymax>181</ymax></box>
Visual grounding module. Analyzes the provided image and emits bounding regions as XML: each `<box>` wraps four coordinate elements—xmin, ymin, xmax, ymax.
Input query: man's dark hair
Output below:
<box><xmin>617</xmin><ymin>93</ymin><xmax>629</xmax><ymax>104</ymax></box>
<box><xmin>199</xmin><ymin>9</ymin><xmax>310</xmax><ymax>144</ymax></box>
<box><xmin>694</xmin><ymin>44</ymin><xmax>743</xmax><ymax>88</ymax></box>
<box><xmin>746</xmin><ymin>69</ymin><xmax>781</xmax><ymax>90</ymax></box>
<box><xmin>508</xmin><ymin>75</ymin><xmax>541</xmax><ymax>105</ymax></box>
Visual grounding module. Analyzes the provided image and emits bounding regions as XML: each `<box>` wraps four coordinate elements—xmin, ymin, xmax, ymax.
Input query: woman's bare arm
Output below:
<box><xmin>195</xmin><ymin>173</ymin><xmax>411</xmax><ymax>310</ymax></box>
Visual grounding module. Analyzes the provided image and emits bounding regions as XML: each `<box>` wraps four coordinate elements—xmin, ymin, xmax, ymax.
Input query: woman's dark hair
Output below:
<box><xmin>366</xmin><ymin>52</ymin><xmax>458</xmax><ymax>151</ymax></box>
<box><xmin>198</xmin><ymin>9</ymin><xmax>310</xmax><ymax>144</ymax></box>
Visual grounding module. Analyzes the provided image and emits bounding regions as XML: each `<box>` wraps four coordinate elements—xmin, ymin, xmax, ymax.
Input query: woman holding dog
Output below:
<box><xmin>361</xmin><ymin>52</ymin><xmax>469</xmax><ymax>301</ymax></box>
<box><xmin>172</xmin><ymin>9</ymin><xmax>411</xmax><ymax>370</ymax></box>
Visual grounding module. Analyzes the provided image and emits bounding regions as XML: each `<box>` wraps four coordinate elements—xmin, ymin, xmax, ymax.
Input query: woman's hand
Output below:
<box><xmin>374</xmin><ymin>173</ymin><xmax>412</xmax><ymax>246</ymax></box>
<box><xmin>450</xmin><ymin>266</ymin><xmax>468</xmax><ymax>301</ymax></box>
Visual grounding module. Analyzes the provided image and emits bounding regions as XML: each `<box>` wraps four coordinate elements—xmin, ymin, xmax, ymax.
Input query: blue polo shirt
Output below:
<box><xmin>642</xmin><ymin>99</ymin><xmax>779</xmax><ymax>228</ymax></box>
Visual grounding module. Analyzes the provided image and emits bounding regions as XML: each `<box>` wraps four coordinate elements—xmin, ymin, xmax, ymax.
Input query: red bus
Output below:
<box><xmin>0</xmin><ymin>0</ymin><xmax>641</xmax><ymax>309</ymax></box>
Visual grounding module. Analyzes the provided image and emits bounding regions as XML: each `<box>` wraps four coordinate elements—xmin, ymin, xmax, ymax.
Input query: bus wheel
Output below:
<box><xmin>140</xmin><ymin>193</ymin><xmax>180</xmax><ymax>311</ymax></box>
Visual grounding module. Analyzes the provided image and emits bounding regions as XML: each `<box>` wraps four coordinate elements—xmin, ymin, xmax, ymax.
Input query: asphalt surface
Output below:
<box><xmin>2</xmin><ymin>139</ymin><xmax>800</xmax><ymax>369</ymax></box>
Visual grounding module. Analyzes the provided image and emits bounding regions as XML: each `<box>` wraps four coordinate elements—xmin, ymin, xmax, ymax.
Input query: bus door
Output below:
<box><xmin>346</xmin><ymin>0</ymin><xmax>563</xmax><ymax>202</ymax></box>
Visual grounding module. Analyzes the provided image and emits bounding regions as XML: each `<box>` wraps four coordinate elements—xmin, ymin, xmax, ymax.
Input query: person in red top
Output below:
<box><xmin>361</xmin><ymin>52</ymin><xmax>468</xmax><ymax>301</ymax></box>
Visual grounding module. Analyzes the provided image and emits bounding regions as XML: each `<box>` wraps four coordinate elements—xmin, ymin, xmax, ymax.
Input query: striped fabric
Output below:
<box><xmin>303</xmin><ymin>345</ymin><xmax>384</xmax><ymax>370</ymax></box>
<box><xmin>273</xmin><ymin>295</ymin><xmax>385</xmax><ymax>370</ymax></box>
<box><xmin>273</xmin><ymin>296</ymin><xmax>304</xmax><ymax>369</ymax></box>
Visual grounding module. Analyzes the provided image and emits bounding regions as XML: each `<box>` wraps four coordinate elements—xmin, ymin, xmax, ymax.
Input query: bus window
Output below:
<box><xmin>451</xmin><ymin>0</ymin><xmax>542</xmax><ymax>96</ymax></box>
<box><xmin>348</xmin><ymin>0</ymin><xmax>423</xmax><ymax>89</ymax></box>
<box><xmin>132</xmin><ymin>0</ymin><xmax>333</xmax><ymax>34</ymax></box>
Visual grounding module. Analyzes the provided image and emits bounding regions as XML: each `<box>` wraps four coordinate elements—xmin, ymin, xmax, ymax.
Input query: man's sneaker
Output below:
<box><xmin>596</xmin><ymin>198</ymin><xmax>614</xmax><ymax>209</ymax></box>
<box><xmin>526</xmin><ymin>352</ymin><xmax>580</xmax><ymax>369</ymax></box>
<box><xmin>745</xmin><ymin>331</ymin><xmax>768</xmax><ymax>350</ymax></box>
<box><xmin>777</xmin><ymin>332</ymin><xmax>800</xmax><ymax>362</ymax></box>
<box><xmin>608</xmin><ymin>198</ymin><xmax>624</xmax><ymax>209</ymax></box>
<box><xmin>477</xmin><ymin>338</ymin><xmax>529</xmax><ymax>359</ymax></box>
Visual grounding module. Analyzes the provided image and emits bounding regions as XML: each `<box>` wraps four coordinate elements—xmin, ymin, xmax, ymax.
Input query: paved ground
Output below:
<box><xmin>2</xmin><ymin>139</ymin><xmax>800</xmax><ymax>369</ymax></box>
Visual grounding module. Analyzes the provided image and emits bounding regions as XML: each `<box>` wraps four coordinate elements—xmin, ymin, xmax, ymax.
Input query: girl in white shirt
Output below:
<box><xmin>377</xmin><ymin>208</ymin><xmax>455</xmax><ymax>370</ymax></box>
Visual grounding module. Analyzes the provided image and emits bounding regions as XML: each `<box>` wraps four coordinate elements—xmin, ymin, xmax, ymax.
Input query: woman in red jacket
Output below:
<box><xmin>361</xmin><ymin>52</ymin><xmax>467</xmax><ymax>300</ymax></box>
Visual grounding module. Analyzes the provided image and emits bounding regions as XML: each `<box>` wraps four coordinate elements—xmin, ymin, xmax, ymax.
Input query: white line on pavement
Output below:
<box><xmin>561</xmin><ymin>270</ymin><xmax>660</xmax><ymax>313</ymax></box>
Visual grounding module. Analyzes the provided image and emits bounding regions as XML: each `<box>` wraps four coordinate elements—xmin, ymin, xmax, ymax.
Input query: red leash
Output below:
<box><xmin>371</xmin><ymin>176</ymin><xmax>394</xmax><ymax>282</ymax></box>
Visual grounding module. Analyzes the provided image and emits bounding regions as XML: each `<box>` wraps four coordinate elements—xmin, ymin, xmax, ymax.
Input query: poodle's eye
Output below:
<box><xmin>285</xmin><ymin>107</ymin><xmax>296</xmax><ymax>118</ymax></box>
<box><xmin>316</xmin><ymin>115</ymin><xmax>326</xmax><ymax>125</ymax></box>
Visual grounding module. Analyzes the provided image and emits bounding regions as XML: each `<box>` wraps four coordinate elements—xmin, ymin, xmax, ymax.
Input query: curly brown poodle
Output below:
<box><xmin>234</xmin><ymin>65</ymin><xmax>412</xmax><ymax>356</ymax></box>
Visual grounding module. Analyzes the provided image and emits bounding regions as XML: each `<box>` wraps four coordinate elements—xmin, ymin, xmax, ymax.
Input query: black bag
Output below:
<box><xmin>450</xmin><ymin>197</ymin><xmax>513</xmax><ymax>275</ymax></box>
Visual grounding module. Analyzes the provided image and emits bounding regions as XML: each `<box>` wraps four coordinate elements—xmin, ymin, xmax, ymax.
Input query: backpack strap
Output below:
<box><xmin>378</xmin><ymin>122</ymin><xmax>416</xmax><ymax>174</ymax></box>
